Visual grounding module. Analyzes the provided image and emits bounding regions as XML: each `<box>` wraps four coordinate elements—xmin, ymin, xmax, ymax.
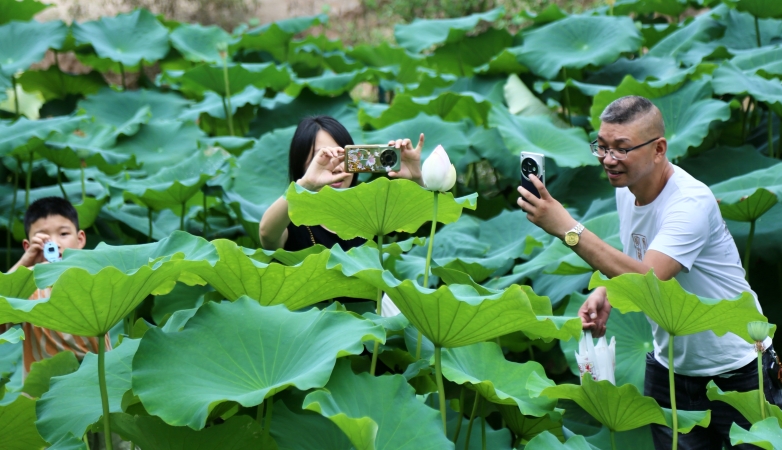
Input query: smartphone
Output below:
<box><xmin>344</xmin><ymin>145</ymin><xmax>402</xmax><ymax>173</ymax></box>
<box><xmin>520</xmin><ymin>152</ymin><xmax>545</xmax><ymax>201</ymax></box>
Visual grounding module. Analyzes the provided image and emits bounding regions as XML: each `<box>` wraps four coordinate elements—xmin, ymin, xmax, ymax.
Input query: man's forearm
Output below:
<box><xmin>570</xmin><ymin>229</ymin><xmax>650</xmax><ymax>278</ymax></box>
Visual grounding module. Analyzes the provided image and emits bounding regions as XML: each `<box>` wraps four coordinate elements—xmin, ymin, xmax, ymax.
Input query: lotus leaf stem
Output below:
<box><xmin>611</xmin><ymin>430</ymin><xmax>617</xmax><ymax>450</ymax></box>
<box><xmin>221</xmin><ymin>51</ymin><xmax>235</xmax><ymax>137</ymax></box>
<box><xmin>418</xmin><ymin>191</ymin><xmax>439</xmax><ymax>360</ymax></box>
<box><xmin>119</xmin><ymin>62</ymin><xmax>126</xmax><ymax>91</ymax></box>
<box><xmin>755</xmin><ymin>16</ymin><xmax>762</xmax><ymax>48</ymax></box>
<box><xmin>262</xmin><ymin>394</ymin><xmax>274</xmax><ymax>441</ymax></box>
<box><xmin>562</xmin><ymin>68</ymin><xmax>572</xmax><ymax>126</ymax></box>
<box><xmin>370</xmin><ymin>233</ymin><xmax>384</xmax><ymax>376</ymax></box>
<box><xmin>98</xmin><ymin>334</ymin><xmax>113</xmax><ymax>450</ymax></box>
<box><xmin>202</xmin><ymin>192</ymin><xmax>210</xmax><ymax>234</ymax></box>
<box><xmin>11</xmin><ymin>76</ymin><xmax>19</xmax><ymax>118</ymax></box>
<box><xmin>6</xmin><ymin>158</ymin><xmax>20</xmax><ymax>270</ymax></box>
<box><xmin>480</xmin><ymin>403</ymin><xmax>486</xmax><ymax>450</ymax></box>
<box><xmin>180</xmin><ymin>201</ymin><xmax>186</xmax><ymax>231</ymax></box>
<box><xmin>56</xmin><ymin>166</ymin><xmax>67</xmax><ymax>200</ymax></box>
<box><xmin>130</xmin><ymin>442</ymin><xmax>135</xmax><ymax>450</ymax></box>
<box><xmin>743</xmin><ymin>219</ymin><xmax>756</xmax><ymax>279</ymax></box>
<box><xmin>82</xmin><ymin>433</ymin><xmax>90</xmax><ymax>449</ymax></box>
<box><xmin>768</xmin><ymin>109</ymin><xmax>775</xmax><ymax>159</ymax></box>
<box><xmin>434</xmin><ymin>346</ymin><xmax>447</xmax><ymax>432</ymax></box>
<box><xmin>669</xmin><ymin>336</ymin><xmax>678</xmax><ymax>450</ymax></box>
<box><xmin>758</xmin><ymin>348</ymin><xmax>766</xmax><ymax>420</ymax></box>
<box><xmin>256</xmin><ymin>400</ymin><xmax>265</xmax><ymax>423</ymax></box>
<box><xmin>25</xmin><ymin>152</ymin><xmax>33</xmax><ymax>209</ymax></box>
<box><xmin>452</xmin><ymin>387</ymin><xmax>465</xmax><ymax>442</ymax></box>
<box><xmin>80</xmin><ymin>160</ymin><xmax>86</xmax><ymax>203</ymax></box>
<box><xmin>148</xmin><ymin>209</ymin><xmax>153</xmax><ymax>243</ymax></box>
<box><xmin>464</xmin><ymin>394</ymin><xmax>480</xmax><ymax>450</ymax></box>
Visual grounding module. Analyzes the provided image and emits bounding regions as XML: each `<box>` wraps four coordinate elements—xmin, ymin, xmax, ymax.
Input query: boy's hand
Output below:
<box><xmin>18</xmin><ymin>233</ymin><xmax>50</xmax><ymax>268</ymax></box>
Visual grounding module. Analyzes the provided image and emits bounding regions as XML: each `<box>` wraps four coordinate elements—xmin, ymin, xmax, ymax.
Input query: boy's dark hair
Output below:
<box><xmin>24</xmin><ymin>197</ymin><xmax>80</xmax><ymax>237</ymax></box>
<box><xmin>288</xmin><ymin>115</ymin><xmax>359</xmax><ymax>187</ymax></box>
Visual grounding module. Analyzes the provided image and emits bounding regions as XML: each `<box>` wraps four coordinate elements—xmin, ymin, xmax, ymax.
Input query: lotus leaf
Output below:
<box><xmin>166</xmin><ymin>62</ymin><xmax>291</xmax><ymax>99</ymax></box>
<box><xmin>427</xmin><ymin>28</ymin><xmax>514</xmax><ymax>77</ymax></box>
<box><xmin>287</xmin><ymin>177</ymin><xmax>477</xmax><ymax>241</ymax></box>
<box><xmin>360</xmin><ymin>91</ymin><xmax>492</xmax><ymax>129</ymax></box>
<box><xmin>303</xmin><ymin>360</ymin><xmax>453</xmax><ymax>449</ymax></box>
<box><xmin>132</xmin><ymin>299</ymin><xmax>384</xmax><ymax>429</ymax></box>
<box><xmin>678</xmin><ymin>145</ymin><xmax>780</xmax><ymax>185</ymax></box>
<box><xmin>589</xmin><ymin>270</ymin><xmax>769</xmax><ymax>342</ymax></box>
<box><xmin>37</xmin><ymin>140</ymin><xmax>139</xmax><ymax>176</ymax></box>
<box><xmin>270</xmin><ymin>399</ymin><xmax>354</xmax><ymax>449</ymax></box>
<box><xmin>504</xmin><ymin>73</ymin><xmax>568</xmax><ymax>126</ymax></box>
<box><xmin>730</xmin><ymin>417</ymin><xmax>782</xmax><ymax>449</ymax></box>
<box><xmin>249</xmin><ymin>90</ymin><xmax>356</xmax><ymax>137</ymax></box>
<box><xmin>516</xmin><ymin>16</ymin><xmax>642</xmax><ymax>79</ymax></box>
<box><xmin>713</xmin><ymin>62</ymin><xmax>782</xmax><ymax>116</ymax></box>
<box><xmin>561</xmin><ymin>292</ymin><xmax>653</xmax><ymax>391</ymax></box>
<box><xmin>22</xmin><ymin>351</ymin><xmax>78</xmax><ymax>398</ymax></box>
<box><xmin>714</xmin><ymin>8</ymin><xmax>782</xmax><ymax>51</ymax></box>
<box><xmin>181</xmin><ymin>85</ymin><xmax>266</xmax><ymax>122</ymax></box>
<box><xmin>725</xmin><ymin>0</ymin><xmax>782</xmax><ymax>19</ymax></box>
<box><xmin>489</xmin><ymin>106</ymin><xmax>596</xmax><ymax>169</ymax></box>
<box><xmin>0</xmin><ymin>116</ymin><xmax>83</xmax><ymax>156</ymax></box>
<box><xmin>110</xmin><ymin>120</ymin><xmax>206</xmax><ymax>175</ymax></box>
<box><xmin>612</xmin><ymin>0</ymin><xmax>689</xmax><ymax>16</ymax></box>
<box><xmin>526</xmin><ymin>431</ymin><xmax>591</xmax><ymax>450</ymax></box>
<box><xmin>647</xmin><ymin>11</ymin><xmax>724</xmax><ymax>64</ymax></box>
<box><xmin>17</xmin><ymin>68</ymin><xmax>105</xmax><ymax>101</ymax></box>
<box><xmin>710</xmin><ymin>163</ymin><xmax>782</xmax><ymax>221</ymax></box>
<box><xmin>79</xmin><ymin>88</ymin><xmax>192</xmax><ymax>126</ymax></box>
<box><xmin>35</xmin><ymin>339</ymin><xmax>140</xmax><ymax>445</ymax></box>
<box><xmin>706</xmin><ymin>380</ymin><xmax>782</xmax><ymax>426</ymax></box>
<box><xmin>169</xmin><ymin>22</ymin><xmax>237</xmax><ymax>64</ymax></box>
<box><xmin>71</xmin><ymin>9</ymin><xmax>170</xmax><ymax>67</ymax></box>
<box><xmin>394</xmin><ymin>8</ymin><xmax>504</xmax><ymax>53</ymax></box>
<box><xmin>183</xmin><ymin>239</ymin><xmax>377</xmax><ymax>308</ymax></box>
<box><xmin>446</xmin><ymin>404</ymin><xmax>513</xmax><ymax>449</ymax></box>
<box><xmin>0</xmin><ymin>266</ymin><xmax>36</xmax><ymax>298</ymax></box>
<box><xmin>732</xmin><ymin>46</ymin><xmax>782</xmax><ymax>77</ymax></box>
<box><xmin>0</xmin><ymin>0</ymin><xmax>49</xmax><ymax>25</ymax></box>
<box><xmin>498</xmin><ymin>404</ymin><xmax>565</xmax><ymax>443</ymax></box>
<box><xmin>235</xmin><ymin>14</ymin><xmax>328</xmax><ymax>62</ymax></box>
<box><xmin>0</xmin><ymin>396</ymin><xmax>47</xmax><ymax>450</ymax></box>
<box><xmin>0</xmin><ymin>327</ymin><xmax>23</xmax><ymax>345</ymax></box>
<box><xmin>328</xmin><ymin>245</ymin><xmax>582</xmax><ymax>347</ymax></box>
<box><xmin>0</xmin><ymin>19</ymin><xmax>68</xmax><ymax>77</ymax></box>
<box><xmin>440</xmin><ymin>342</ymin><xmax>559</xmax><ymax>417</ymax></box>
<box><xmin>287</xmin><ymin>67</ymin><xmax>390</xmax><ymax>97</ymax></box>
<box><xmin>104</xmin><ymin>413</ymin><xmax>265</xmax><ymax>450</ymax></box>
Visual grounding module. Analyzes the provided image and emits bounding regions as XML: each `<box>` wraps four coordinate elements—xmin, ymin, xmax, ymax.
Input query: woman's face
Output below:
<box><xmin>305</xmin><ymin>129</ymin><xmax>354</xmax><ymax>189</ymax></box>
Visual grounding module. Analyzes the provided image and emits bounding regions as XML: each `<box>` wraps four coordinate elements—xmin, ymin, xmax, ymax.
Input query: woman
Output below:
<box><xmin>259</xmin><ymin>115</ymin><xmax>425</xmax><ymax>251</ymax></box>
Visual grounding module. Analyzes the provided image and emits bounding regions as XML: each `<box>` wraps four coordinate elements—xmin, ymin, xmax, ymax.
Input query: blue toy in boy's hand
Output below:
<box><xmin>43</xmin><ymin>241</ymin><xmax>61</xmax><ymax>263</ymax></box>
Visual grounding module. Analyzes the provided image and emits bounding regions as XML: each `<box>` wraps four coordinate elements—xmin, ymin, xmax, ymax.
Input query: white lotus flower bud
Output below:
<box><xmin>422</xmin><ymin>145</ymin><xmax>457</xmax><ymax>192</ymax></box>
<box><xmin>748</xmin><ymin>321</ymin><xmax>772</xmax><ymax>343</ymax></box>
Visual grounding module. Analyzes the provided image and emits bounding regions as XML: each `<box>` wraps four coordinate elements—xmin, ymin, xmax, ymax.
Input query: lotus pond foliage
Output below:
<box><xmin>0</xmin><ymin>0</ymin><xmax>781</xmax><ymax>448</ymax></box>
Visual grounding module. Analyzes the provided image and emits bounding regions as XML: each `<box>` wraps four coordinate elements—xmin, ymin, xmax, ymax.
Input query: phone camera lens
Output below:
<box><xmin>380</xmin><ymin>149</ymin><xmax>397</xmax><ymax>167</ymax></box>
<box><xmin>521</xmin><ymin>158</ymin><xmax>538</xmax><ymax>177</ymax></box>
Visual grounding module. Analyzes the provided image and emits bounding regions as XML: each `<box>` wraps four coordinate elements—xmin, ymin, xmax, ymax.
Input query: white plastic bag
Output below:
<box><xmin>575</xmin><ymin>330</ymin><xmax>616</xmax><ymax>384</ymax></box>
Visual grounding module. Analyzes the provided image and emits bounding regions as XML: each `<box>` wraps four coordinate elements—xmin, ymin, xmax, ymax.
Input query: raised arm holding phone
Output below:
<box><xmin>517</xmin><ymin>96</ymin><xmax>781</xmax><ymax>449</ymax></box>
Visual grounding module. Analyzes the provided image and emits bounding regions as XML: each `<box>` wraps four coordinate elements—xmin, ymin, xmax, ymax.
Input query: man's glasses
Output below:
<box><xmin>590</xmin><ymin>137</ymin><xmax>661</xmax><ymax>161</ymax></box>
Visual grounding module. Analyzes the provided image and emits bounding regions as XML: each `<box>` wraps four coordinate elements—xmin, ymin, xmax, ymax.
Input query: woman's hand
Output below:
<box><xmin>296</xmin><ymin>147</ymin><xmax>351</xmax><ymax>191</ymax></box>
<box><xmin>387</xmin><ymin>133</ymin><xmax>424</xmax><ymax>186</ymax></box>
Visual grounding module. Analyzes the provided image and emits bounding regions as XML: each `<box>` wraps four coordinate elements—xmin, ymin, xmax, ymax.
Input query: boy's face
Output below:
<box><xmin>24</xmin><ymin>214</ymin><xmax>86</xmax><ymax>258</ymax></box>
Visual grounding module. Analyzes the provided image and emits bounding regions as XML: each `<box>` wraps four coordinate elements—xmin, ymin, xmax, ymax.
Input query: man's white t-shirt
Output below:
<box><xmin>616</xmin><ymin>164</ymin><xmax>768</xmax><ymax>376</ymax></box>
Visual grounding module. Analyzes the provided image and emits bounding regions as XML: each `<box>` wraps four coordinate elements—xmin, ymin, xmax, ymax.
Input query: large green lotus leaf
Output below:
<box><xmin>516</xmin><ymin>15</ymin><xmax>642</xmax><ymax>79</ymax></box>
<box><xmin>0</xmin><ymin>396</ymin><xmax>47</xmax><ymax>449</ymax></box>
<box><xmin>713</xmin><ymin>62</ymin><xmax>782</xmax><ymax>115</ymax></box>
<box><xmin>79</xmin><ymin>88</ymin><xmax>192</xmax><ymax>126</ymax></box>
<box><xmin>732</xmin><ymin>46</ymin><xmax>782</xmax><ymax>78</ymax></box>
<box><xmin>710</xmin><ymin>163</ymin><xmax>782</xmax><ymax>221</ymax></box>
<box><xmin>104</xmin><ymin>413</ymin><xmax>264</xmax><ymax>450</ymax></box>
<box><xmin>441</xmin><ymin>342</ymin><xmax>558</xmax><ymax>417</ymax></box>
<box><xmin>0</xmin><ymin>116</ymin><xmax>82</xmax><ymax>156</ymax></box>
<box><xmin>678</xmin><ymin>145</ymin><xmax>780</xmax><ymax>186</ymax></box>
<box><xmin>394</xmin><ymin>8</ymin><xmax>504</xmax><ymax>53</ymax></box>
<box><xmin>0</xmin><ymin>80</ymin><xmax>44</xmax><ymax>118</ymax></box>
<box><xmin>360</xmin><ymin>91</ymin><xmax>492</xmax><ymax>129</ymax></box>
<box><xmin>287</xmin><ymin>67</ymin><xmax>391</xmax><ymax>97</ymax></box>
<box><xmin>169</xmin><ymin>22</ymin><xmax>237</xmax><ymax>64</ymax></box>
<box><xmin>35</xmin><ymin>339</ymin><xmax>139</xmax><ymax>445</ymax></box>
<box><xmin>526</xmin><ymin>431</ymin><xmax>591</xmax><ymax>450</ymax></box>
<box><xmin>0</xmin><ymin>0</ymin><xmax>49</xmax><ymax>25</ymax></box>
<box><xmin>110</xmin><ymin>120</ymin><xmax>206</xmax><ymax>175</ymax></box>
<box><xmin>730</xmin><ymin>417</ymin><xmax>782</xmax><ymax>449</ymax></box>
<box><xmin>0</xmin><ymin>263</ymin><xmax>182</xmax><ymax>336</ymax></box>
<box><xmin>328</xmin><ymin>245</ymin><xmax>582</xmax><ymax>347</ymax></box>
<box><xmin>0</xmin><ymin>327</ymin><xmax>23</xmax><ymax>345</ymax></box>
<box><xmin>647</xmin><ymin>11</ymin><xmax>725</xmax><ymax>64</ymax></box>
<box><xmin>499</xmin><ymin>404</ymin><xmax>565</xmax><ymax>444</ymax></box>
<box><xmin>706</xmin><ymin>380</ymin><xmax>782</xmax><ymax>426</ymax></box>
<box><xmin>17</xmin><ymin>67</ymin><xmax>105</xmax><ymax>101</ymax></box>
<box><xmin>165</xmin><ymin>62</ymin><xmax>291</xmax><ymax>98</ymax></box>
<box><xmin>715</xmin><ymin>8</ymin><xmax>782</xmax><ymax>51</ymax></box>
<box><xmin>116</xmin><ymin>149</ymin><xmax>229</xmax><ymax>212</ymax></box>
<box><xmin>22</xmin><ymin>351</ymin><xmax>79</xmax><ymax>398</ymax></box>
<box><xmin>71</xmin><ymin>9</ymin><xmax>170</xmax><ymax>67</ymax></box>
<box><xmin>248</xmin><ymin>89</ymin><xmax>356</xmax><ymax>138</ymax></box>
<box><xmin>287</xmin><ymin>177</ymin><xmax>477</xmax><ymax>241</ymax></box>
<box><xmin>489</xmin><ymin>106</ymin><xmax>596</xmax><ymax>168</ymax></box>
<box><xmin>445</xmin><ymin>405</ymin><xmax>513</xmax><ymax>450</ymax></box>
<box><xmin>271</xmin><ymin>400</ymin><xmax>353</xmax><ymax>449</ymax></box>
<box><xmin>725</xmin><ymin>0</ymin><xmax>782</xmax><ymax>19</ymax></box>
<box><xmin>37</xmin><ymin>130</ymin><xmax>140</xmax><ymax>175</ymax></box>
<box><xmin>612</xmin><ymin>0</ymin><xmax>689</xmax><ymax>16</ymax></box>
<box><xmin>180</xmin><ymin>85</ymin><xmax>266</xmax><ymax>121</ymax></box>
<box><xmin>724</xmin><ymin>202</ymin><xmax>782</xmax><ymax>262</ymax></box>
<box><xmin>34</xmin><ymin>230</ymin><xmax>217</xmax><ymax>287</ymax></box>
<box><xmin>0</xmin><ymin>266</ymin><xmax>36</xmax><ymax>298</ymax></box>
<box><xmin>560</xmin><ymin>293</ymin><xmax>653</xmax><ymax>392</ymax></box>
<box><xmin>132</xmin><ymin>299</ymin><xmax>384</xmax><ymax>429</ymax></box>
<box><xmin>303</xmin><ymin>360</ymin><xmax>453</xmax><ymax>450</ymax></box>
<box><xmin>581</xmin><ymin>56</ymin><xmax>696</xmax><ymax>90</ymax></box>
<box><xmin>426</xmin><ymin>28</ymin><xmax>514</xmax><ymax>77</ymax></box>
<box><xmin>0</xmin><ymin>19</ymin><xmax>67</xmax><ymax>77</ymax></box>
<box><xmin>234</xmin><ymin>14</ymin><xmax>328</xmax><ymax>62</ymax></box>
<box><xmin>183</xmin><ymin>239</ymin><xmax>376</xmax><ymax>308</ymax></box>
<box><xmin>589</xmin><ymin>270</ymin><xmax>768</xmax><ymax>342</ymax></box>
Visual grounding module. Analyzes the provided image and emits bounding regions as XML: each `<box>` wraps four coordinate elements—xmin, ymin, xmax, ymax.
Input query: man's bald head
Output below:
<box><xmin>599</xmin><ymin>96</ymin><xmax>665</xmax><ymax>139</ymax></box>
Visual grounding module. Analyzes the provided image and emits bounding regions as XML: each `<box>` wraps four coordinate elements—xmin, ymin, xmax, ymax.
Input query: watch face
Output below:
<box><xmin>565</xmin><ymin>232</ymin><xmax>579</xmax><ymax>247</ymax></box>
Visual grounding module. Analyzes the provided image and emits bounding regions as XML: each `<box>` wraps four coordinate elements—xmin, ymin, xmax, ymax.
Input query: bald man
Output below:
<box><xmin>518</xmin><ymin>95</ymin><xmax>781</xmax><ymax>449</ymax></box>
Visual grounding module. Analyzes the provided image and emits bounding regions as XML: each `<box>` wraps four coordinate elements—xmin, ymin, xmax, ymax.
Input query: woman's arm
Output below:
<box><xmin>259</xmin><ymin>196</ymin><xmax>291</xmax><ymax>250</ymax></box>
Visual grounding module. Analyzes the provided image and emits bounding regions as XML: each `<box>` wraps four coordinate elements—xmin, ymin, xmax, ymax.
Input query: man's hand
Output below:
<box><xmin>17</xmin><ymin>232</ymin><xmax>50</xmax><ymax>269</ymax></box>
<box><xmin>517</xmin><ymin>175</ymin><xmax>577</xmax><ymax>239</ymax></box>
<box><xmin>297</xmin><ymin>147</ymin><xmax>351</xmax><ymax>191</ymax></box>
<box><xmin>387</xmin><ymin>133</ymin><xmax>424</xmax><ymax>186</ymax></box>
<box><xmin>579</xmin><ymin>287</ymin><xmax>612</xmax><ymax>337</ymax></box>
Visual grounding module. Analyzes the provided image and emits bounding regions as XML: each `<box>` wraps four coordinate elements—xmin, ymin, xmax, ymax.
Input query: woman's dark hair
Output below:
<box><xmin>288</xmin><ymin>115</ymin><xmax>358</xmax><ymax>187</ymax></box>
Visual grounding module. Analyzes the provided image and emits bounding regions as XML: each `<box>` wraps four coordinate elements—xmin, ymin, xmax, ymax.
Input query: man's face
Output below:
<box><xmin>596</xmin><ymin>120</ymin><xmax>661</xmax><ymax>189</ymax></box>
<box><xmin>26</xmin><ymin>214</ymin><xmax>86</xmax><ymax>257</ymax></box>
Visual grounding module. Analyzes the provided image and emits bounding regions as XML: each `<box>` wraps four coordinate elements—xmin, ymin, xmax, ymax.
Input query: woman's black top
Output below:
<box><xmin>284</xmin><ymin>223</ymin><xmax>366</xmax><ymax>252</ymax></box>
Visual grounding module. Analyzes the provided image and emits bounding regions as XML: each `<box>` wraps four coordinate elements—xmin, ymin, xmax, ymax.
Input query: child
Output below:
<box><xmin>0</xmin><ymin>197</ymin><xmax>111</xmax><ymax>379</ymax></box>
